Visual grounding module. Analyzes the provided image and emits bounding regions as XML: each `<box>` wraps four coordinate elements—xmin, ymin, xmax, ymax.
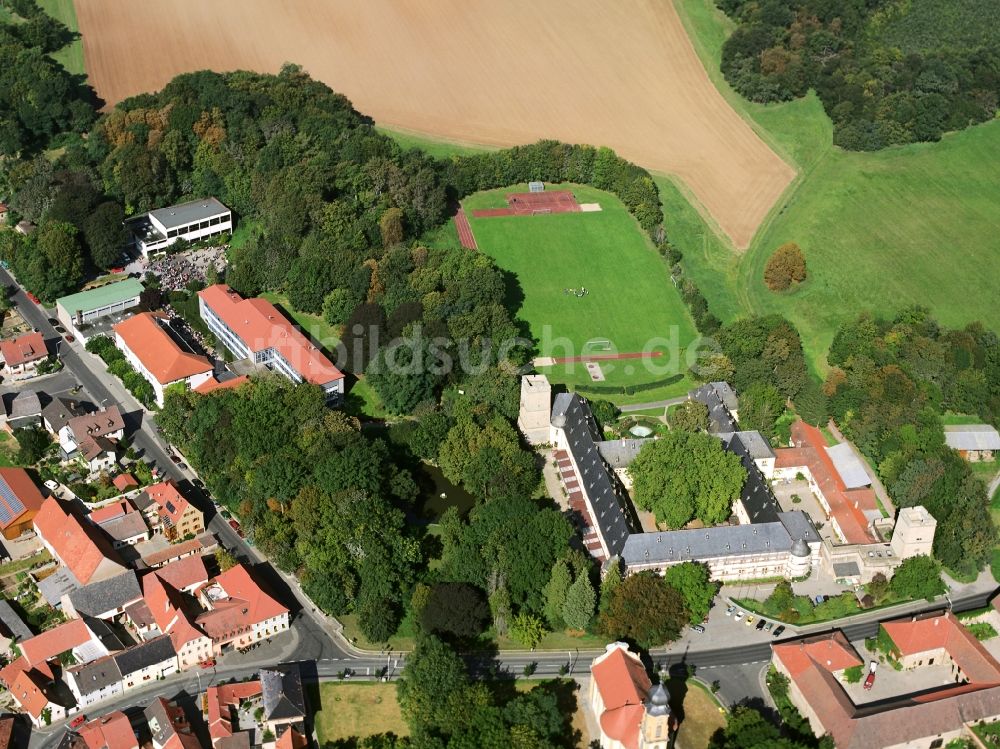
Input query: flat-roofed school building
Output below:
<box><xmin>56</xmin><ymin>279</ymin><xmax>144</xmax><ymax>339</ymax></box>
<box><xmin>126</xmin><ymin>197</ymin><xmax>232</xmax><ymax>257</ymax></box>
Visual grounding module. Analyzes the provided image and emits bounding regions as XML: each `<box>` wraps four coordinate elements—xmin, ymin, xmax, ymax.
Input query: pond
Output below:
<box><xmin>412</xmin><ymin>462</ymin><xmax>476</xmax><ymax>521</ymax></box>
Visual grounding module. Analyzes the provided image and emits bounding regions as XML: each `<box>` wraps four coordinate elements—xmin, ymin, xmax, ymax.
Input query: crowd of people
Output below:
<box><xmin>145</xmin><ymin>246</ymin><xmax>227</xmax><ymax>291</ymax></box>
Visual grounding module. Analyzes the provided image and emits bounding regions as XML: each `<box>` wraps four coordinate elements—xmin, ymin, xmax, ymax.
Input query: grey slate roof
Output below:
<box><xmin>37</xmin><ymin>566</ymin><xmax>80</xmax><ymax>607</ymax></box>
<box><xmin>833</xmin><ymin>561</ymin><xmax>861</xmax><ymax>577</ymax></box>
<box><xmin>41</xmin><ymin>397</ymin><xmax>86</xmax><ymax>433</ymax></box>
<box><xmin>68</xmin><ymin>654</ymin><xmax>122</xmax><ymax>693</ymax></box>
<box><xmin>552</xmin><ymin>393</ymin><xmax>636</xmax><ymax>556</ymax></box>
<box><xmin>723</xmin><ymin>432</ymin><xmax>782</xmax><ymax>524</ymax></box>
<box><xmin>944</xmin><ymin>424</ymin><xmax>1000</xmax><ymax>451</ymax></box>
<box><xmin>98</xmin><ymin>513</ymin><xmax>149</xmax><ymax>544</ymax></box>
<box><xmin>8</xmin><ymin>389</ymin><xmax>42</xmax><ymax>419</ymax></box>
<box><xmin>113</xmin><ymin>634</ymin><xmax>175</xmax><ymax>676</ymax></box>
<box><xmin>710</xmin><ymin>381</ymin><xmax>739</xmax><ymax>411</ymax></box>
<box><xmin>150</xmin><ymin>197</ymin><xmax>229</xmax><ymax>231</ymax></box>
<box><xmin>776</xmin><ymin>511</ymin><xmax>821</xmax><ymax>546</ymax></box>
<box><xmin>83</xmin><ymin>616</ymin><xmax>127</xmax><ymax>653</ymax></box>
<box><xmin>261</xmin><ymin>666</ymin><xmax>307</xmax><ymax>722</ymax></box>
<box><xmin>825</xmin><ymin>443</ymin><xmax>871</xmax><ymax>489</ymax></box>
<box><xmin>0</xmin><ymin>598</ymin><xmax>33</xmax><ymax>641</ymax></box>
<box><xmin>67</xmin><ymin>571</ymin><xmax>142</xmax><ymax>618</ymax></box>
<box><xmin>622</xmin><ymin>521</ymin><xmax>793</xmax><ymax>566</ymax></box>
<box><xmin>596</xmin><ymin>438</ymin><xmax>651</xmax><ymax>468</ymax></box>
<box><xmin>724</xmin><ymin>430</ymin><xmax>775</xmax><ymax>460</ymax></box>
<box><xmin>690</xmin><ymin>384</ymin><xmax>737</xmax><ymax>434</ymax></box>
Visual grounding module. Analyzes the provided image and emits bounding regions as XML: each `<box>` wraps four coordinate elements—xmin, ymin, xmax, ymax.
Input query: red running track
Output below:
<box><xmin>471</xmin><ymin>189</ymin><xmax>581</xmax><ymax>218</ymax></box>
<box><xmin>454</xmin><ymin>208</ymin><xmax>477</xmax><ymax>250</ymax></box>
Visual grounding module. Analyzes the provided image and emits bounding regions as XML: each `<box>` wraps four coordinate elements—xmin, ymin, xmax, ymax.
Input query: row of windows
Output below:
<box><xmin>165</xmin><ymin>214</ymin><xmax>230</xmax><ymax>238</ymax></box>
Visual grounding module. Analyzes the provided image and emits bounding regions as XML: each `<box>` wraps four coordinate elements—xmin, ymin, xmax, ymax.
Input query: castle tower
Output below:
<box><xmin>639</xmin><ymin>682</ymin><xmax>672</xmax><ymax>749</ymax></box>
<box><xmin>890</xmin><ymin>506</ymin><xmax>937</xmax><ymax>559</ymax></box>
<box><xmin>517</xmin><ymin>374</ymin><xmax>551</xmax><ymax>445</ymax></box>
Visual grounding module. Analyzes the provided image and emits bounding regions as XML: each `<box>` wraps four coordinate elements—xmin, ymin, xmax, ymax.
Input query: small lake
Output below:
<box><xmin>413</xmin><ymin>462</ymin><xmax>476</xmax><ymax>521</ymax></box>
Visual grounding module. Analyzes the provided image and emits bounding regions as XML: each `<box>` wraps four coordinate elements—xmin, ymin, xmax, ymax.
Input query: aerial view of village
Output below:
<box><xmin>0</xmin><ymin>1</ymin><xmax>998</xmax><ymax>748</ymax></box>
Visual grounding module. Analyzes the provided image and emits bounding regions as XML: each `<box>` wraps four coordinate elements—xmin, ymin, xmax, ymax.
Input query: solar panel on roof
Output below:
<box><xmin>165</xmin><ymin>501</ymin><xmax>176</xmax><ymax>515</ymax></box>
<box><xmin>0</xmin><ymin>476</ymin><xmax>25</xmax><ymax>525</ymax></box>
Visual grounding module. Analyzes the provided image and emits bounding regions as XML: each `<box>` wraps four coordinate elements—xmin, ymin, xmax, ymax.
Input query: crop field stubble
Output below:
<box><xmin>75</xmin><ymin>0</ymin><xmax>794</xmax><ymax>249</ymax></box>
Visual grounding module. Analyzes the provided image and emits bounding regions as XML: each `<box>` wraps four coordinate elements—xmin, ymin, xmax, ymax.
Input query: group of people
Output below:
<box><xmin>147</xmin><ymin>246</ymin><xmax>227</xmax><ymax>292</ymax></box>
<box><xmin>564</xmin><ymin>287</ymin><xmax>590</xmax><ymax>297</ymax></box>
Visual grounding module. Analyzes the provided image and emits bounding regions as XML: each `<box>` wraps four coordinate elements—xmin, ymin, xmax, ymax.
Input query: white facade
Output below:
<box><xmin>175</xmin><ymin>633</ymin><xmax>214</xmax><ymax>669</ymax></box>
<box><xmin>66</xmin><ymin>671</ymin><xmax>124</xmax><ymax>708</ymax></box>
<box><xmin>113</xmin><ymin>331</ymin><xmax>213</xmax><ymax>407</ymax></box>
<box><xmin>129</xmin><ymin>199</ymin><xmax>232</xmax><ymax>258</ymax></box>
<box><xmin>120</xmin><ymin>655</ymin><xmax>178</xmax><ymax>691</ymax></box>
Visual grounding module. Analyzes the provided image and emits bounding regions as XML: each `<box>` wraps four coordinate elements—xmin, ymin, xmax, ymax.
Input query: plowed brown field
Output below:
<box><xmin>76</xmin><ymin>0</ymin><xmax>794</xmax><ymax>248</ymax></box>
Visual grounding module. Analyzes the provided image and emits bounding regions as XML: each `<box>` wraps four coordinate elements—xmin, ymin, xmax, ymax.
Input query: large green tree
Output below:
<box><xmin>628</xmin><ymin>432</ymin><xmax>746</xmax><ymax>527</ymax></box>
<box><xmin>396</xmin><ymin>633</ymin><xmax>469</xmax><ymax>735</ymax></box>
<box><xmin>561</xmin><ymin>573</ymin><xmax>596</xmax><ymax>631</ymax></box>
<box><xmin>664</xmin><ymin>562</ymin><xmax>717</xmax><ymax>624</ymax></box>
<box><xmin>17</xmin><ymin>219</ymin><xmax>85</xmax><ymax>300</ymax></box>
<box><xmin>598</xmin><ymin>572</ymin><xmax>687</xmax><ymax>648</ymax></box>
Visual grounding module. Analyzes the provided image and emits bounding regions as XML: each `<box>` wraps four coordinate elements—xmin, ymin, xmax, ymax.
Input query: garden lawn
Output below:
<box><xmin>313</xmin><ymin>683</ymin><xmax>408</xmax><ymax>745</ymax></box>
<box><xmin>377</xmin><ymin>126</ymin><xmax>495</xmax><ymax>159</ymax></box>
<box><xmin>675</xmin><ymin>680</ymin><xmax>727</xmax><ymax>749</ymax></box>
<box><xmin>37</xmin><ymin>0</ymin><xmax>85</xmax><ymax>76</ymax></box>
<box><xmin>670</xmin><ymin>0</ymin><xmax>1000</xmax><ymax>374</ymax></box>
<box><xmin>465</xmin><ymin>183</ymin><xmax>698</xmax><ymax>399</ymax></box>
<box><xmin>260</xmin><ymin>291</ymin><xmax>340</xmax><ymax>355</ymax></box>
<box><xmin>0</xmin><ymin>432</ymin><xmax>18</xmax><ymax>467</ymax></box>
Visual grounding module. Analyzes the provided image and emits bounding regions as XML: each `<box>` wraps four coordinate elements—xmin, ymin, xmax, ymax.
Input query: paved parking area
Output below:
<box><xmin>844</xmin><ymin>639</ymin><xmax>958</xmax><ymax>704</ymax></box>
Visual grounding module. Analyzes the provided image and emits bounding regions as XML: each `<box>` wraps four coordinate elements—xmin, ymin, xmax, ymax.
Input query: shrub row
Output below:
<box><xmin>575</xmin><ymin>374</ymin><xmax>684</xmax><ymax>396</ymax></box>
<box><xmin>85</xmin><ymin>336</ymin><xmax>156</xmax><ymax>408</ymax></box>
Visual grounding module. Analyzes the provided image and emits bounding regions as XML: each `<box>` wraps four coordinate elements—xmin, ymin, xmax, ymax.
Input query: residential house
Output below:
<box><xmin>113</xmin><ymin>312</ymin><xmax>214</xmax><ymax>407</ymax></box>
<box><xmin>14</xmin><ymin>221</ymin><xmax>35</xmax><ymax>236</ymax></box>
<box><xmin>205</xmin><ymin>679</ymin><xmax>262</xmax><ymax>747</ymax></box>
<box><xmin>0</xmin><ymin>599</ymin><xmax>33</xmax><ymax>653</ymax></box>
<box><xmin>139</xmin><ymin>533</ymin><xmax>216</xmax><ymax>569</ymax></box>
<box><xmin>4</xmin><ymin>389</ymin><xmax>42</xmax><ymax>429</ymax></box>
<box><xmin>62</xmin><ymin>571</ymin><xmax>143</xmax><ymax>621</ymax></box>
<box><xmin>589</xmin><ymin>643</ymin><xmax>674</xmax><ymax>749</ymax></box>
<box><xmin>53</xmin><ymin>406</ymin><xmax>126</xmax><ymax>472</ymax></box>
<box><xmin>0</xmin><ymin>331</ymin><xmax>47</xmax><ymax>376</ymax></box>
<box><xmin>195</xmin><ymin>564</ymin><xmax>290</xmax><ymax>654</ymax></box>
<box><xmin>772</xmin><ymin>612</ymin><xmax>1000</xmax><ymax>749</ymax></box>
<box><xmin>199</xmin><ymin>284</ymin><xmax>344</xmax><ymax>402</ymax></box>
<box><xmin>67</xmin><ymin>711</ymin><xmax>139</xmax><ymax>749</ymax></box>
<box><xmin>145</xmin><ymin>696</ymin><xmax>202</xmax><ymax>749</ymax></box>
<box><xmin>65</xmin><ymin>656</ymin><xmax>124</xmax><ymax>708</ymax></box>
<box><xmin>0</xmin><ymin>466</ymin><xmax>46</xmax><ymax>540</ymax></box>
<box><xmin>87</xmin><ymin>501</ymin><xmax>150</xmax><ymax>549</ymax></box>
<box><xmin>135</xmin><ymin>481</ymin><xmax>204</xmax><ymax>542</ymax></box>
<box><xmin>139</xmin><ymin>572</ymin><xmax>213</xmax><ymax>670</ymax></box>
<box><xmin>155</xmin><ymin>555</ymin><xmax>209</xmax><ymax>593</ymax></box>
<box><xmin>0</xmin><ymin>715</ymin><xmax>16</xmax><ymax>749</ymax></box>
<box><xmin>33</xmin><ymin>498</ymin><xmax>127</xmax><ymax>585</ymax></box>
<box><xmin>113</xmin><ymin>473</ymin><xmax>139</xmax><ymax>493</ymax></box>
<box><xmin>67</xmin><ymin>634</ymin><xmax>178</xmax><ymax>707</ymax></box>
<box><xmin>5</xmin><ymin>664</ymin><xmax>69</xmax><ymax>727</ymax></box>
<box><xmin>56</xmin><ymin>280</ymin><xmax>144</xmax><ymax>341</ymax></box>
<box><xmin>260</xmin><ymin>666</ymin><xmax>307</xmax><ymax>742</ymax></box>
<box><xmin>126</xmin><ymin>198</ymin><xmax>232</xmax><ymax>258</ymax></box>
<box><xmin>41</xmin><ymin>396</ymin><xmax>87</xmax><ymax>436</ymax></box>
<box><xmin>944</xmin><ymin>424</ymin><xmax>1000</xmax><ymax>462</ymax></box>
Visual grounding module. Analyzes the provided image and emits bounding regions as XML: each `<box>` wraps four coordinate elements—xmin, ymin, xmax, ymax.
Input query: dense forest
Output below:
<box><xmin>717</xmin><ymin>0</ymin><xmax>1000</xmax><ymax>149</ymax></box>
<box><xmin>826</xmin><ymin>307</ymin><xmax>1000</xmax><ymax>575</ymax></box>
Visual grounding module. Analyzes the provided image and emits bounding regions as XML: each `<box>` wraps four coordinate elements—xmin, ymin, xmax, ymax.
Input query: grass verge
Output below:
<box><xmin>37</xmin><ymin>0</ymin><xmax>84</xmax><ymax>76</ymax></box>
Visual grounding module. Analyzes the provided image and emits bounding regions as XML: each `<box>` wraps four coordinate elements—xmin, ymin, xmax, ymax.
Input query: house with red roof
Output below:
<box><xmin>772</xmin><ymin>613</ymin><xmax>1000</xmax><ymax>749</ymax></box>
<box><xmin>0</xmin><ymin>331</ymin><xmax>47</xmax><ymax>376</ymax></box>
<box><xmin>113</xmin><ymin>312</ymin><xmax>214</xmax><ymax>407</ymax></box>
<box><xmin>138</xmin><ymin>572</ymin><xmax>213</xmax><ymax>670</ymax></box>
<box><xmin>72</xmin><ymin>711</ymin><xmax>140</xmax><ymax>749</ymax></box>
<box><xmin>194</xmin><ymin>374</ymin><xmax>250</xmax><ymax>395</ymax></box>
<box><xmin>195</xmin><ymin>563</ymin><xmax>290</xmax><ymax>653</ymax></box>
<box><xmin>0</xmin><ymin>466</ymin><xmax>46</xmax><ymax>540</ymax></box>
<box><xmin>588</xmin><ymin>643</ymin><xmax>674</xmax><ymax>749</ymax></box>
<box><xmin>204</xmin><ymin>679</ymin><xmax>262</xmax><ymax>747</ymax></box>
<box><xmin>33</xmin><ymin>498</ymin><xmax>127</xmax><ymax>585</ymax></box>
<box><xmin>135</xmin><ymin>480</ymin><xmax>205</xmax><ymax>542</ymax></box>
<box><xmin>144</xmin><ymin>696</ymin><xmax>202</xmax><ymax>749</ymax></box>
<box><xmin>198</xmin><ymin>284</ymin><xmax>344</xmax><ymax>403</ymax></box>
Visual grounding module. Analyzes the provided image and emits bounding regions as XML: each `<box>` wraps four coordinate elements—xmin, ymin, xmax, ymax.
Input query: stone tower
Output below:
<box><xmin>890</xmin><ymin>506</ymin><xmax>937</xmax><ymax>559</ymax></box>
<box><xmin>517</xmin><ymin>374</ymin><xmax>551</xmax><ymax>445</ymax></box>
<box><xmin>639</xmin><ymin>682</ymin><xmax>672</xmax><ymax>749</ymax></box>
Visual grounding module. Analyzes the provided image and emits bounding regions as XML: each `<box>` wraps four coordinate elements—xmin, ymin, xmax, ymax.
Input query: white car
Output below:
<box><xmin>725</xmin><ymin>605</ymin><xmax>735</xmax><ymax>616</ymax></box>
<box><xmin>734</xmin><ymin>610</ymin><xmax>745</xmax><ymax>622</ymax></box>
<box><xmin>44</xmin><ymin>480</ymin><xmax>59</xmax><ymax>491</ymax></box>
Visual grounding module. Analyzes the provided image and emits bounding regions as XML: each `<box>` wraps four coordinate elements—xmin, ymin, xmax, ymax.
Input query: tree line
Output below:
<box><xmin>718</xmin><ymin>0</ymin><xmax>1000</xmax><ymax>149</ymax></box>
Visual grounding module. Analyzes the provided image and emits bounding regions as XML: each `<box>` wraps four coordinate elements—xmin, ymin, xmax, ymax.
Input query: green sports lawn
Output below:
<box><xmin>464</xmin><ymin>184</ymin><xmax>699</xmax><ymax>397</ymax></box>
<box><xmin>36</xmin><ymin>0</ymin><xmax>84</xmax><ymax>77</ymax></box>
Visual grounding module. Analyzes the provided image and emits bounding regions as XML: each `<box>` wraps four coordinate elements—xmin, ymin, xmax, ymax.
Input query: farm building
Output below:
<box><xmin>126</xmin><ymin>197</ymin><xmax>232</xmax><ymax>257</ymax></box>
<box><xmin>944</xmin><ymin>424</ymin><xmax>1000</xmax><ymax>462</ymax></box>
<box><xmin>0</xmin><ymin>467</ymin><xmax>46</xmax><ymax>540</ymax></box>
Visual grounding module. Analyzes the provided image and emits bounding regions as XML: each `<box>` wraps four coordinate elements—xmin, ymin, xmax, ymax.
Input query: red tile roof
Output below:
<box><xmin>194</xmin><ymin>375</ymin><xmax>250</xmax><ymax>395</ymax></box>
<box><xmin>882</xmin><ymin>612</ymin><xmax>1000</xmax><ymax>683</ymax></box>
<box><xmin>276</xmin><ymin>728</ymin><xmax>308</xmax><ymax>749</ymax></box>
<box><xmin>0</xmin><ymin>331</ymin><xmax>46</xmax><ymax>367</ymax></box>
<box><xmin>0</xmin><ymin>466</ymin><xmax>45</xmax><ymax>530</ymax></box>
<box><xmin>113</xmin><ymin>473</ymin><xmax>139</xmax><ymax>491</ymax></box>
<box><xmin>772</xmin><ymin>631</ymin><xmax>863</xmax><ymax>678</ymax></box>
<box><xmin>207</xmin><ymin>680</ymin><xmax>262</xmax><ymax>741</ymax></box>
<box><xmin>141</xmin><ymin>571</ymin><xmax>208</xmax><ymax>654</ymax></box>
<box><xmin>9</xmin><ymin>667</ymin><xmax>51</xmax><ymax>718</ymax></box>
<box><xmin>67</xmin><ymin>406</ymin><xmax>124</xmax><ymax>442</ymax></box>
<box><xmin>20</xmin><ymin>618</ymin><xmax>92</xmax><ymax>666</ymax></box>
<box><xmin>113</xmin><ymin>312</ymin><xmax>212</xmax><ymax>385</ymax></box>
<box><xmin>196</xmin><ymin>564</ymin><xmax>288</xmax><ymax>640</ymax></box>
<box><xmin>33</xmin><ymin>498</ymin><xmax>124</xmax><ymax>584</ymax></box>
<box><xmin>0</xmin><ymin>716</ymin><xmax>13</xmax><ymax>749</ymax></box>
<box><xmin>591</xmin><ymin>645</ymin><xmax>651</xmax><ymax>749</ymax></box>
<box><xmin>198</xmin><ymin>285</ymin><xmax>343</xmax><ymax>387</ymax></box>
<box><xmin>775</xmin><ymin>421</ymin><xmax>879</xmax><ymax>545</ymax></box>
<box><xmin>89</xmin><ymin>499</ymin><xmax>132</xmax><ymax>524</ymax></box>
<box><xmin>78</xmin><ymin>711</ymin><xmax>139</xmax><ymax>749</ymax></box>
<box><xmin>156</xmin><ymin>554</ymin><xmax>209</xmax><ymax>591</ymax></box>
<box><xmin>145</xmin><ymin>480</ymin><xmax>193</xmax><ymax>525</ymax></box>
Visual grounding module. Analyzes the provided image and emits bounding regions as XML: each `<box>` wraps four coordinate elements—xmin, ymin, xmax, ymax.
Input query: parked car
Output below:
<box><xmin>734</xmin><ymin>611</ymin><xmax>744</xmax><ymax>622</ymax></box>
<box><xmin>170</xmin><ymin>455</ymin><xmax>182</xmax><ymax>464</ymax></box>
<box><xmin>64</xmin><ymin>335</ymin><xmax>74</xmax><ymax>343</ymax></box>
<box><xmin>25</xmin><ymin>291</ymin><xmax>40</xmax><ymax>304</ymax></box>
<box><xmin>814</xmin><ymin>595</ymin><xmax>826</xmax><ymax>605</ymax></box>
<box><xmin>690</xmin><ymin>625</ymin><xmax>705</xmax><ymax>634</ymax></box>
<box><xmin>70</xmin><ymin>715</ymin><xmax>86</xmax><ymax>729</ymax></box>
<box><xmin>199</xmin><ymin>659</ymin><xmax>216</xmax><ymax>669</ymax></box>
<box><xmin>755</xmin><ymin>618</ymin><xmax>767</xmax><ymax>631</ymax></box>
<box><xmin>47</xmin><ymin>317</ymin><xmax>58</xmax><ymax>325</ymax></box>
<box><xmin>765</xmin><ymin>621</ymin><xmax>774</xmax><ymax>632</ymax></box>
<box><xmin>725</xmin><ymin>605</ymin><xmax>735</xmax><ymax>616</ymax></box>
<box><xmin>229</xmin><ymin>519</ymin><xmax>244</xmax><ymax>537</ymax></box>
<box><xmin>863</xmin><ymin>670</ymin><xmax>876</xmax><ymax>691</ymax></box>
<box><xmin>745</xmin><ymin>615</ymin><xmax>755</xmax><ymax>627</ymax></box>
<box><xmin>772</xmin><ymin>625</ymin><xmax>786</xmax><ymax>638</ymax></box>
<box><xmin>44</xmin><ymin>480</ymin><xmax>59</xmax><ymax>491</ymax></box>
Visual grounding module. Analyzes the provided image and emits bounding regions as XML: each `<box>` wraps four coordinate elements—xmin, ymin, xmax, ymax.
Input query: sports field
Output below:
<box><xmin>663</xmin><ymin>0</ymin><xmax>1000</xmax><ymax>372</ymax></box>
<box><xmin>37</xmin><ymin>0</ymin><xmax>84</xmax><ymax>76</ymax></box>
<box><xmin>73</xmin><ymin>0</ymin><xmax>792</xmax><ymax>249</ymax></box>
<box><xmin>464</xmin><ymin>184</ymin><xmax>698</xmax><ymax>398</ymax></box>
